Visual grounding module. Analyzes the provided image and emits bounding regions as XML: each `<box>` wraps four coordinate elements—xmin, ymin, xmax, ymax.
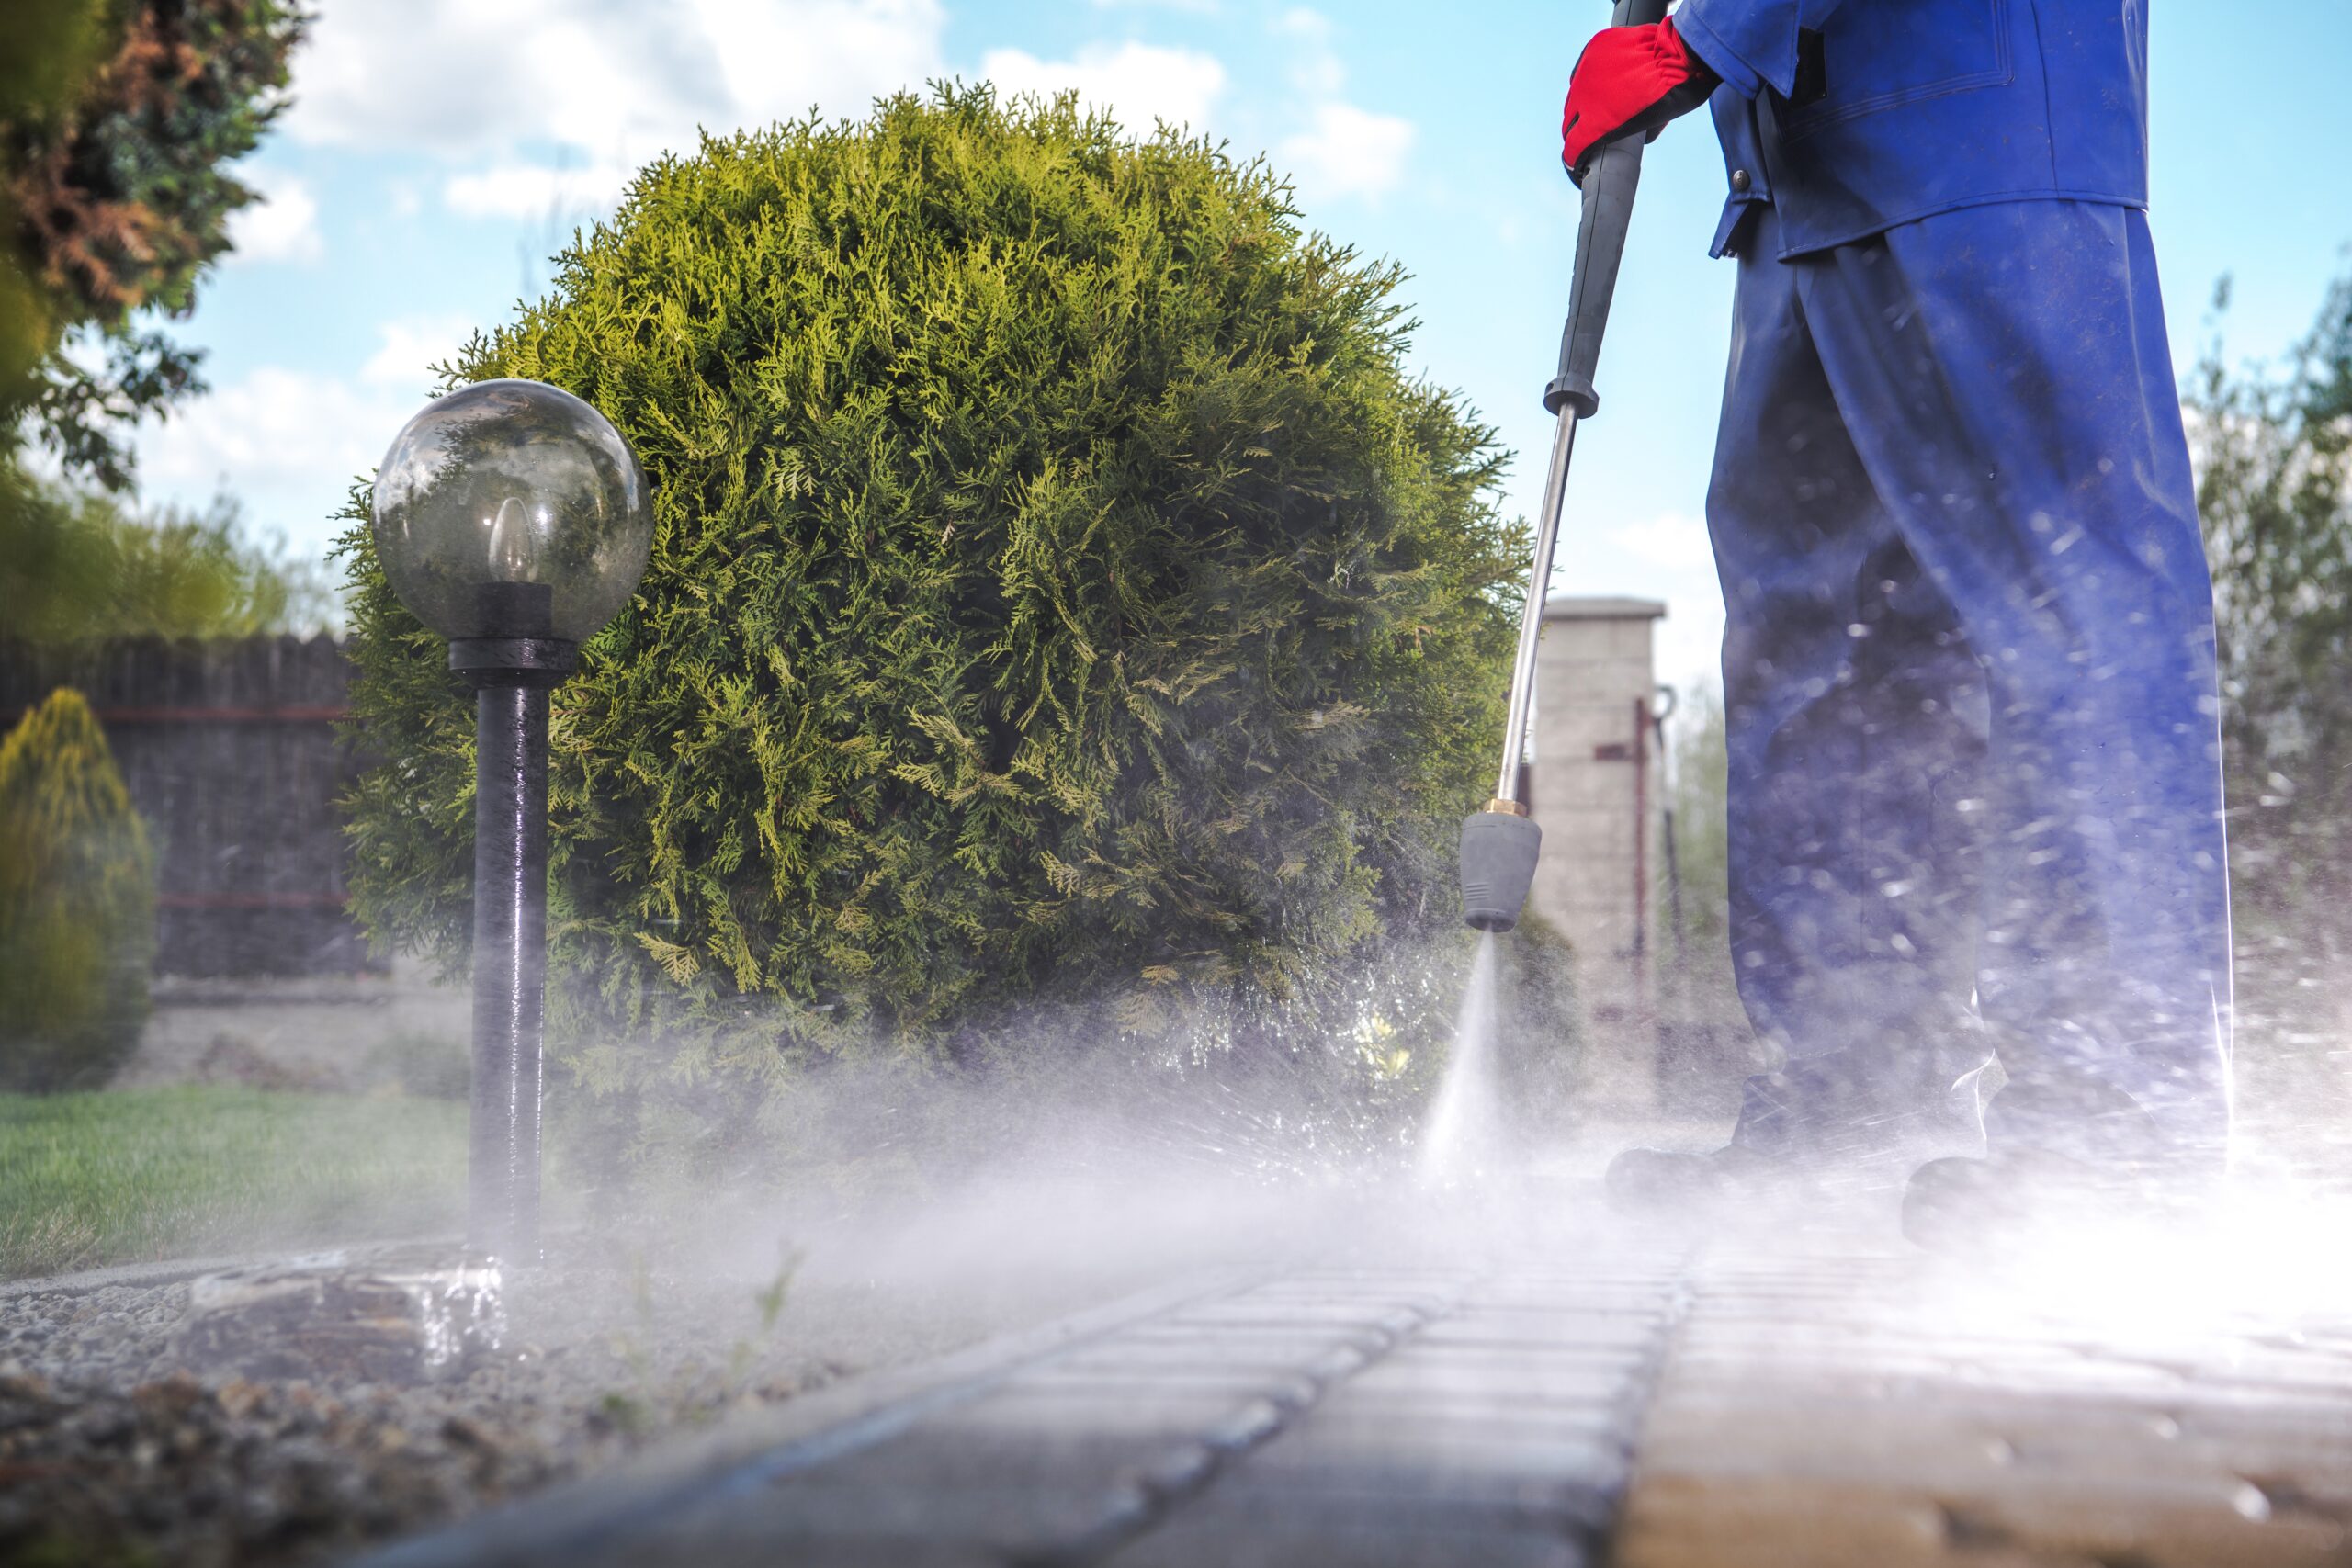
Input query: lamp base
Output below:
<box><xmin>449</xmin><ymin>637</ymin><xmax>578</xmax><ymax>685</ymax></box>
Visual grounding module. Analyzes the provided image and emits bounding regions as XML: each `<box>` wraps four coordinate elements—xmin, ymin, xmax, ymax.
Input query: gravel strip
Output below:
<box><xmin>0</xmin><ymin>1247</ymin><xmax>1140</xmax><ymax>1567</ymax></box>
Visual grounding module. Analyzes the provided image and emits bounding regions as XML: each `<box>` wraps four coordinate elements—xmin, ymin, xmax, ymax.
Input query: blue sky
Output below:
<box><xmin>140</xmin><ymin>0</ymin><xmax>2352</xmax><ymax>693</ymax></box>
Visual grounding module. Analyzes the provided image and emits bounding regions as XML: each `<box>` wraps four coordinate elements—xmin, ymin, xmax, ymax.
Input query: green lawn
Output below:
<box><xmin>0</xmin><ymin>1087</ymin><xmax>466</xmax><ymax>1280</ymax></box>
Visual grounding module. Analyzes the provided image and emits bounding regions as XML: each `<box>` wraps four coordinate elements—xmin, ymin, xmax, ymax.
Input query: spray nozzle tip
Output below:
<box><xmin>1458</xmin><ymin>809</ymin><xmax>1542</xmax><ymax>933</ymax></box>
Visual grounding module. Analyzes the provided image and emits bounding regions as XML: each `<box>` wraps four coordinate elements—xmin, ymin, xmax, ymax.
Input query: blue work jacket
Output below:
<box><xmin>1673</xmin><ymin>0</ymin><xmax>2151</xmax><ymax>258</ymax></box>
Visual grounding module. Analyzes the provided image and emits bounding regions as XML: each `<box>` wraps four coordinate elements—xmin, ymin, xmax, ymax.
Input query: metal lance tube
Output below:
<box><xmin>1459</xmin><ymin>0</ymin><xmax>1667</xmax><ymax>932</ymax></box>
<box><xmin>1493</xmin><ymin>407</ymin><xmax>1579</xmax><ymax>807</ymax></box>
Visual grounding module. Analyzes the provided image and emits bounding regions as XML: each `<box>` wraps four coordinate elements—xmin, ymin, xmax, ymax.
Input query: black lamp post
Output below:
<box><xmin>371</xmin><ymin>379</ymin><xmax>650</xmax><ymax>1260</ymax></box>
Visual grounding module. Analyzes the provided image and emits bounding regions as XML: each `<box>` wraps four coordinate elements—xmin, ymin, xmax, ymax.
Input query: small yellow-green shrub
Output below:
<box><xmin>0</xmin><ymin>687</ymin><xmax>155</xmax><ymax>1091</ymax></box>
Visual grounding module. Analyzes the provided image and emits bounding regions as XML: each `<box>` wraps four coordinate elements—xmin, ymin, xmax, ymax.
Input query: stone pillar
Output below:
<box><xmin>1525</xmin><ymin>596</ymin><xmax>1666</xmax><ymax>1114</ymax></box>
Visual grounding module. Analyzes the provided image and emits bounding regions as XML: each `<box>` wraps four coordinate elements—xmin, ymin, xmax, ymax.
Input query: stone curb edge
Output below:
<box><xmin>0</xmin><ymin>1237</ymin><xmax>464</xmax><ymax>1301</ymax></box>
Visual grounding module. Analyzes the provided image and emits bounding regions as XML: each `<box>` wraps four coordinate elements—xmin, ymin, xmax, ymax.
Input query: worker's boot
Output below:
<box><xmin>1602</xmin><ymin>1134</ymin><xmax>1927</xmax><ymax>1222</ymax></box>
<box><xmin>1899</xmin><ymin>1074</ymin><xmax>2200</xmax><ymax>1254</ymax></box>
<box><xmin>1602</xmin><ymin>1142</ymin><xmax>1792</xmax><ymax>1218</ymax></box>
<box><xmin>1899</xmin><ymin>1148</ymin><xmax>2099</xmax><ymax>1253</ymax></box>
<box><xmin>1607</xmin><ymin>1051</ymin><xmax>1982</xmax><ymax>1223</ymax></box>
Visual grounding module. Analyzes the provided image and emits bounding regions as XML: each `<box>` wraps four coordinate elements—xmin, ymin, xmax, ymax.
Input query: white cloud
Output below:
<box><xmin>143</xmin><ymin>367</ymin><xmax>382</xmax><ymax>490</ymax></box>
<box><xmin>980</xmin><ymin>40</ymin><xmax>1227</xmax><ymax>134</ymax></box>
<box><xmin>1255</xmin><ymin>11</ymin><xmax>1413</xmax><ymax>207</ymax></box>
<box><xmin>1606</xmin><ymin>510</ymin><xmax>1712</xmax><ymax>570</ymax></box>
<box><xmin>687</xmin><ymin>0</ymin><xmax>945</xmax><ymax>129</ymax></box>
<box><xmin>284</xmin><ymin>0</ymin><xmax>947</xmax><ymax>215</ymax></box>
<box><xmin>1278</xmin><ymin>101</ymin><xmax>1415</xmax><ymax>204</ymax></box>
<box><xmin>224</xmin><ymin>167</ymin><xmax>322</xmax><ymax>264</ymax></box>
<box><xmin>360</xmin><ymin>315</ymin><xmax>477</xmax><ymax>394</ymax></box>
<box><xmin>444</xmin><ymin>161</ymin><xmax>637</xmax><ymax>221</ymax></box>
<box><xmin>137</xmin><ymin>367</ymin><xmax>413</xmax><ymax>554</ymax></box>
<box><xmin>135</xmin><ymin>313</ymin><xmax>484</xmax><ymax>554</ymax></box>
<box><xmin>1273</xmin><ymin>7</ymin><xmax>1330</xmax><ymax>41</ymax></box>
<box><xmin>1654</xmin><ymin>601</ymin><xmax>1726</xmax><ymax>705</ymax></box>
<box><xmin>1598</xmin><ymin>511</ymin><xmax>1724</xmax><ymax>694</ymax></box>
<box><xmin>1272</xmin><ymin>7</ymin><xmax>1344</xmax><ymax>96</ymax></box>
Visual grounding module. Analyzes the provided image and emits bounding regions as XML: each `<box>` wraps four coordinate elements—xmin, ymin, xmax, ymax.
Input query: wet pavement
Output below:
<box><xmin>1623</xmin><ymin>1246</ymin><xmax>2352</xmax><ymax>1568</ymax></box>
<box><xmin>357</xmin><ymin>1235</ymin><xmax>2352</xmax><ymax>1568</ymax></box>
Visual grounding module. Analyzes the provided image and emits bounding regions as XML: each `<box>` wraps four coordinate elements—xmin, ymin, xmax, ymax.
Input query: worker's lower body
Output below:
<box><xmin>1611</xmin><ymin>199</ymin><xmax>2233</xmax><ymax>1231</ymax></box>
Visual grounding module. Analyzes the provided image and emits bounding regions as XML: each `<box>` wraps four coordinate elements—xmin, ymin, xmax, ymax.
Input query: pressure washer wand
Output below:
<box><xmin>1460</xmin><ymin>0</ymin><xmax>1669</xmax><ymax>933</ymax></box>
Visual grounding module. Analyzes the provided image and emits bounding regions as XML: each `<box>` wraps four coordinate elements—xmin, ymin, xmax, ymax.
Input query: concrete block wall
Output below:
<box><xmin>1525</xmin><ymin>597</ymin><xmax>1666</xmax><ymax>1113</ymax></box>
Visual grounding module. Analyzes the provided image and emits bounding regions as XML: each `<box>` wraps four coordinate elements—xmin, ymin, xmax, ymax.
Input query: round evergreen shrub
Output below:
<box><xmin>0</xmin><ymin>686</ymin><xmax>155</xmax><ymax>1091</ymax></box>
<box><xmin>340</xmin><ymin>86</ymin><xmax>1520</xmax><ymax>1099</ymax></box>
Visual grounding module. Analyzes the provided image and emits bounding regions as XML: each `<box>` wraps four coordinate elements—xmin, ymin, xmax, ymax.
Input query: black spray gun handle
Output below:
<box><xmin>1545</xmin><ymin>0</ymin><xmax>1673</xmax><ymax>418</ymax></box>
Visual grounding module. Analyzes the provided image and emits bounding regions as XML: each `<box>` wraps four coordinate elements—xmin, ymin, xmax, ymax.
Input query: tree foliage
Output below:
<box><xmin>2190</xmin><ymin>267</ymin><xmax>2352</xmax><ymax>1085</ymax></box>
<box><xmin>0</xmin><ymin>468</ymin><xmax>333</xmax><ymax>640</ymax></box>
<box><xmin>2193</xmin><ymin>275</ymin><xmax>2352</xmax><ymax>904</ymax></box>
<box><xmin>1</xmin><ymin>0</ymin><xmax>306</xmax><ymax>491</ymax></box>
<box><xmin>340</xmin><ymin>87</ymin><xmax>1522</xmax><ymax>1106</ymax></box>
<box><xmin>0</xmin><ymin>687</ymin><xmax>155</xmax><ymax>1092</ymax></box>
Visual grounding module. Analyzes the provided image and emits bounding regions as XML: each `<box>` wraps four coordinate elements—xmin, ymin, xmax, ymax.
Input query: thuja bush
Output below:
<box><xmin>340</xmin><ymin>86</ymin><xmax>1521</xmax><ymax>1110</ymax></box>
<box><xmin>0</xmin><ymin>687</ymin><xmax>155</xmax><ymax>1091</ymax></box>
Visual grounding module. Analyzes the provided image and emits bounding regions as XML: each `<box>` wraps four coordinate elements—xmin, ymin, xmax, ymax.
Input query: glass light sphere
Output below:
<box><xmin>371</xmin><ymin>378</ymin><xmax>651</xmax><ymax>643</ymax></box>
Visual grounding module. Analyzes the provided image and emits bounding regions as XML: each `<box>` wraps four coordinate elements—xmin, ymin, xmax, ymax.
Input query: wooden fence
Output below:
<box><xmin>0</xmin><ymin>637</ymin><xmax>378</xmax><ymax>977</ymax></box>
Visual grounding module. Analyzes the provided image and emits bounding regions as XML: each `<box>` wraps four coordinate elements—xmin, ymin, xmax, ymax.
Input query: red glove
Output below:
<box><xmin>1559</xmin><ymin>17</ymin><xmax>1719</xmax><ymax>184</ymax></box>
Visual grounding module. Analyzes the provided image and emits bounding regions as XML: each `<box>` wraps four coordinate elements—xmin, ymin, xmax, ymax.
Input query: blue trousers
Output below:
<box><xmin>1710</xmin><ymin>201</ymin><xmax>2233</xmax><ymax>1169</ymax></box>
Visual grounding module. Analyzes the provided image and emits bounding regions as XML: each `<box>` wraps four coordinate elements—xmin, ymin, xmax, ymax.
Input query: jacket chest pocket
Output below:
<box><xmin>1781</xmin><ymin>0</ymin><xmax>2012</xmax><ymax>141</ymax></box>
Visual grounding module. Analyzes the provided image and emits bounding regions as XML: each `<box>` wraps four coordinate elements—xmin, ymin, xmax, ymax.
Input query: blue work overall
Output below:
<box><xmin>1672</xmin><ymin>0</ymin><xmax>2234</xmax><ymax>1168</ymax></box>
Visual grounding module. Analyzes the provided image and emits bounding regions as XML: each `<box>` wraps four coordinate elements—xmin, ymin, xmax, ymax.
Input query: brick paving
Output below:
<box><xmin>363</xmin><ymin>1234</ymin><xmax>2352</xmax><ymax>1568</ymax></box>
<box><xmin>1622</xmin><ymin>1246</ymin><xmax>2352</xmax><ymax>1568</ymax></box>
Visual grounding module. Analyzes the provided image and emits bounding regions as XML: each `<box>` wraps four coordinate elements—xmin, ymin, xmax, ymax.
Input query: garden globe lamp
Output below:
<box><xmin>372</xmin><ymin>378</ymin><xmax>650</xmax><ymax>1260</ymax></box>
